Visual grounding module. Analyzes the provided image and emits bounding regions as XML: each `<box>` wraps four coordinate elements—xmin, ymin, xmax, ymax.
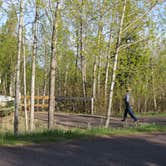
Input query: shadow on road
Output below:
<box><xmin>0</xmin><ymin>134</ymin><xmax>165</xmax><ymax>166</ymax></box>
<box><xmin>35</xmin><ymin>112</ymin><xmax>166</xmax><ymax>129</ymax></box>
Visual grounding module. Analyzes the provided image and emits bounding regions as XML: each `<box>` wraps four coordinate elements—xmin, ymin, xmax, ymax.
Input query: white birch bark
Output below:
<box><xmin>42</xmin><ymin>42</ymin><xmax>48</xmax><ymax>111</ymax></box>
<box><xmin>92</xmin><ymin>56</ymin><xmax>97</xmax><ymax>113</ymax></box>
<box><xmin>105</xmin><ymin>0</ymin><xmax>127</xmax><ymax>128</ymax></box>
<box><xmin>92</xmin><ymin>1</ymin><xmax>105</xmax><ymax>114</ymax></box>
<box><xmin>64</xmin><ymin>64</ymin><xmax>69</xmax><ymax>96</ymax></box>
<box><xmin>80</xmin><ymin>0</ymin><xmax>86</xmax><ymax>98</ymax></box>
<box><xmin>151</xmin><ymin>59</ymin><xmax>157</xmax><ymax>111</ymax></box>
<box><xmin>97</xmin><ymin>55</ymin><xmax>101</xmax><ymax>96</ymax></box>
<box><xmin>30</xmin><ymin>2</ymin><xmax>38</xmax><ymax>131</ymax></box>
<box><xmin>14</xmin><ymin>0</ymin><xmax>23</xmax><ymax>135</ymax></box>
<box><xmin>104</xmin><ymin>55</ymin><xmax>110</xmax><ymax>105</ymax></box>
<box><xmin>104</xmin><ymin>30</ymin><xmax>113</xmax><ymax>108</ymax></box>
<box><xmin>48</xmin><ymin>1</ymin><xmax>59</xmax><ymax>129</ymax></box>
<box><xmin>23</xmin><ymin>27</ymin><xmax>28</xmax><ymax>131</ymax></box>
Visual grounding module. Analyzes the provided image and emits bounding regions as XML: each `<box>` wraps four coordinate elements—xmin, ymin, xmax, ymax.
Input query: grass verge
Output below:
<box><xmin>0</xmin><ymin>123</ymin><xmax>165</xmax><ymax>146</ymax></box>
<box><xmin>137</xmin><ymin>111</ymin><xmax>166</xmax><ymax>117</ymax></box>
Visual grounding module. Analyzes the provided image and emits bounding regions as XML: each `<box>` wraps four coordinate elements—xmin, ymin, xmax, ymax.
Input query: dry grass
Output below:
<box><xmin>0</xmin><ymin>112</ymin><xmax>48</xmax><ymax>133</ymax></box>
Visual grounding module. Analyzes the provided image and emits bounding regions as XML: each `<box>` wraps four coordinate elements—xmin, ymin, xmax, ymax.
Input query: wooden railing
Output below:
<box><xmin>21</xmin><ymin>96</ymin><xmax>94</xmax><ymax>114</ymax></box>
<box><xmin>21</xmin><ymin>96</ymin><xmax>49</xmax><ymax>109</ymax></box>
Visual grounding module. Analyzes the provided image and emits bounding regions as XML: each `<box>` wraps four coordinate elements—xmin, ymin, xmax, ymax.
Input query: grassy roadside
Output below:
<box><xmin>0</xmin><ymin>123</ymin><xmax>165</xmax><ymax>146</ymax></box>
<box><xmin>136</xmin><ymin>112</ymin><xmax>166</xmax><ymax>118</ymax></box>
<box><xmin>113</xmin><ymin>111</ymin><xmax>166</xmax><ymax>118</ymax></box>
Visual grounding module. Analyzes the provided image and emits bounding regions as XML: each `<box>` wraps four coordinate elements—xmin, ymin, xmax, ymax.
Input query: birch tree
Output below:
<box><xmin>48</xmin><ymin>1</ymin><xmax>59</xmax><ymax>129</ymax></box>
<box><xmin>105</xmin><ymin>0</ymin><xmax>159</xmax><ymax>127</ymax></box>
<box><xmin>105</xmin><ymin>0</ymin><xmax>127</xmax><ymax>128</ymax></box>
<box><xmin>22</xmin><ymin>26</ymin><xmax>28</xmax><ymax>131</ymax></box>
<box><xmin>80</xmin><ymin>0</ymin><xmax>87</xmax><ymax>98</ymax></box>
<box><xmin>92</xmin><ymin>0</ymin><xmax>105</xmax><ymax>114</ymax></box>
<box><xmin>104</xmin><ymin>30</ymin><xmax>113</xmax><ymax>108</ymax></box>
<box><xmin>42</xmin><ymin>41</ymin><xmax>49</xmax><ymax>110</ymax></box>
<box><xmin>14</xmin><ymin>0</ymin><xmax>23</xmax><ymax>135</ymax></box>
<box><xmin>30</xmin><ymin>0</ymin><xmax>39</xmax><ymax>131</ymax></box>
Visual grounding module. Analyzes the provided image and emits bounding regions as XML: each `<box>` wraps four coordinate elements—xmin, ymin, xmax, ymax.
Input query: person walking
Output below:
<box><xmin>121</xmin><ymin>87</ymin><xmax>138</xmax><ymax>122</ymax></box>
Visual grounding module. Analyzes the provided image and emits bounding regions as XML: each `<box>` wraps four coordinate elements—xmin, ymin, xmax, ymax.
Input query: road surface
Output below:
<box><xmin>0</xmin><ymin>133</ymin><xmax>165</xmax><ymax>166</ymax></box>
<box><xmin>35</xmin><ymin>112</ymin><xmax>166</xmax><ymax>128</ymax></box>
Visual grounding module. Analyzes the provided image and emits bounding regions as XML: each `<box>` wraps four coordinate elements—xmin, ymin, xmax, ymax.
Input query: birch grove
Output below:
<box><xmin>0</xmin><ymin>0</ymin><xmax>165</xmax><ymax>132</ymax></box>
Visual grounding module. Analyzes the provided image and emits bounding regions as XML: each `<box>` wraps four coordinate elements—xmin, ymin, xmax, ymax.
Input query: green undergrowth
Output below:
<box><xmin>114</xmin><ymin>111</ymin><xmax>166</xmax><ymax>118</ymax></box>
<box><xmin>0</xmin><ymin>123</ymin><xmax>165</xmax><ymax>146</ymax></box>
<box><xmin>137</xmin><ymin>111</ymin><xmax>166</xmax><ymax>117</ymax></box>
<box><xmin>85</xmin><ymin>123</ymin><xmax>166</xmax><ymax>136</ymax></box>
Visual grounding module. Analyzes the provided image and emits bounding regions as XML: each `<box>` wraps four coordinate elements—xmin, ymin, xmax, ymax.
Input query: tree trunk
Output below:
<box><xmin>104</xmin><ymin>55</ymin><xmax>110</xmax><ymax>106</ymax></box>
<box><xmin>64</xmin><ymin>65</ymin><xmax>69</xmax><ymax>96</ymax></box>
<box><xmin>23</xmin><ymin>27</ymin><xmax>28</xmax><ymax>131</ymax></box>
<box><xmin>42</xmin><ymin>42</ymin><xmax>48</xmax><ymax>111</ymax></box>
<box><xmin>42</xmin><ymin>80</ymin><xmax>47</xmax><ymax>111</ymax></box>
<box><xmin>9</xmin><ymin>74</ymin><xmax>15</xmax><ymax>96</ymax></box>
<box><xmin>150</xmin><ymin>57</ymin><xmax>157</xmax><ymax>112</ymax></box>
<box><xmin>152</xmin><ymin>69</ymin><xmax>157</xmax><ymax>111</ymax></box>
<box><xmin>105</xmin><ymin>0</ymin><xmax>127</xmax><ymax>128</ymax></box>
<box><xmin>75</xmin><ymin>29</ymin><xmax>79</xmax><ymax>80</ymax></box>
<box><xmin>48</xmin><ymin>2</ymin><xmax>59</xmax><ymax>129</ymax></box>
<box><xmin>80</xmin><ymin>0</ymin><xmax>86</xmax><ymax>98</ymax></box>
<box><xmin>14</xmin><ymin>0</ymin><xmax>24</xmax><ymax>135</ymax></box>
<box><xmin>104</xmin><ymin>29</ymin><xmax>113</xmax><ymax>108</ymax></box>
<box><xmin>92</xmin><ymin>1</ymin><xmax>104</xmax><ymax>114</ymax></box>
<box><xmin>92</xmin><ymin>56</ymin><xmax>97</xmax><ymax>114</ymax></box>
<box><xmin>97</xmin><ymin>55</ymin><xmax>101</xmax><ymax>97</ymax></box>
<box><xmin>30</xmin><ymin>2</ymin><xmax>38</xmax><ymax>131</ymax></box>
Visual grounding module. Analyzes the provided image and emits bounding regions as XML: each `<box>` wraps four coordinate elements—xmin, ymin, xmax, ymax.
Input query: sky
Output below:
<box><xmin>150</xmin><ymin>1</ymin><xmax>166</xmax><ymax>38</ymax></box>
<box><xmin>0</xmin><ymin>0</ymin><xmax>165</xmax><ymax>38</ymax></box>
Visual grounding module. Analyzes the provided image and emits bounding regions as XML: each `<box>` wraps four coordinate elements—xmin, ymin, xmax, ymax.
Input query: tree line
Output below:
<box><xmin>0</xmin><ymin>0</ymin><xmax>165</xmax><ymax>134</ymax></box>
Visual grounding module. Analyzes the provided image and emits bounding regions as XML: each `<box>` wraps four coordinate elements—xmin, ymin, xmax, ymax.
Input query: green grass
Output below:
<box><xmin>137</xmin><ymin>111</ymin><xmax>166</xmax><ymax>117</ymax></box>
<box><xmin>0</xmin><ymin>124</ymin><xmax>165</xmax><ymax>146</ymax></box>
<box><xmin>0</xmin><ymin>129</ymin><xmax>83</xmax><ymax>145</ymax></box>
<box><xmin>114</xmin><ymin>111</ymin><xmax>166</xmax><ymax>119</ymax></box>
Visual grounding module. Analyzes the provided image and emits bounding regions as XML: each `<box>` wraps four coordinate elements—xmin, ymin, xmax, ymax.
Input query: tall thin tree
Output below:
<box><xmin>22</xmin><ymin>26</ymin><xmax>28</xmax><ymax>131</ymax></box>
<box><xmin>14</xmin><ymin>0</ymin><xmax>24</xmax><ymax>135</ymax></box>
<box><xmin>79</xmin><ymin>0</ymin><xmax>86</xmax><ymax>98</ymax></box>
<box><xmin>30</xmin><ymin>1</ymin><xmax>38</xmax><ymax>131</ymax></box>
<box><xmin>48</xmin><ymin>1</ymin><xmax>59</xmax><ymax>129</ymax></box>
<box><xmin>105</xmin><ymin>0</ymin><xmax>127</xmax><ymax>128</ymax></box>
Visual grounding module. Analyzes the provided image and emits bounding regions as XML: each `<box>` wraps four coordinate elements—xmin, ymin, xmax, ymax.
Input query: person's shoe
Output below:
<box><xmin>134</xmin><ymin>119</ymin><xmax>139</xmax><ymax>125</ymax></box>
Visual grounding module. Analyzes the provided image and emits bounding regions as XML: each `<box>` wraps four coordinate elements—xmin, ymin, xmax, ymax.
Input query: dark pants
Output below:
<box><xmin>123</xmin><ymin>106</ymin><xmax>137</xmax><ymax>121</ymax></box>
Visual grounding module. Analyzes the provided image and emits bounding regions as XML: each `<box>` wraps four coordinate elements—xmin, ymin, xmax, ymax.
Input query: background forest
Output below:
<box><xmin>0</xmin><ymin>0</ymin><xmax>166</xmax><ymax>132</ymax></box>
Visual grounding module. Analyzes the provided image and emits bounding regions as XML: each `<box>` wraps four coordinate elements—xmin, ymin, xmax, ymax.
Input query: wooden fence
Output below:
<box><xmin>21</xmin><ymin>96</ymin><xmax>94</xmax><ymax>114</ymax></box>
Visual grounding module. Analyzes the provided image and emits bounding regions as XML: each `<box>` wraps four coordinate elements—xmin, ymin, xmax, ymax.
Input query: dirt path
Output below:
<box><xmin>0</xmin><ymin>133</ymin><xmax>165</xmax><ymax>166</ymax></box>
<box><xmin>35</xmin><ymin>112</ymin><xmax>166</xmax><ymax>128</ymax></box>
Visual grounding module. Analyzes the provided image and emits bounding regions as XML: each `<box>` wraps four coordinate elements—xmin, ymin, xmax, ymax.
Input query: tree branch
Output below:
<box><xmin>119</xmin><ymin>38</ymin><xmax>149</xmax><ymax>50</ymax></box>
<box><xmin>122</xmin><ymin>0</ymin><xmax>158</xmax><ymax>34</ymax></box>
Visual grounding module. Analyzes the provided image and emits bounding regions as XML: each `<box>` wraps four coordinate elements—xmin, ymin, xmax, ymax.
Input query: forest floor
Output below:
<box><xmin>0</xmin><ymin>132</ymin><xmax>165</xmax><ymax>166</ymax></box>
